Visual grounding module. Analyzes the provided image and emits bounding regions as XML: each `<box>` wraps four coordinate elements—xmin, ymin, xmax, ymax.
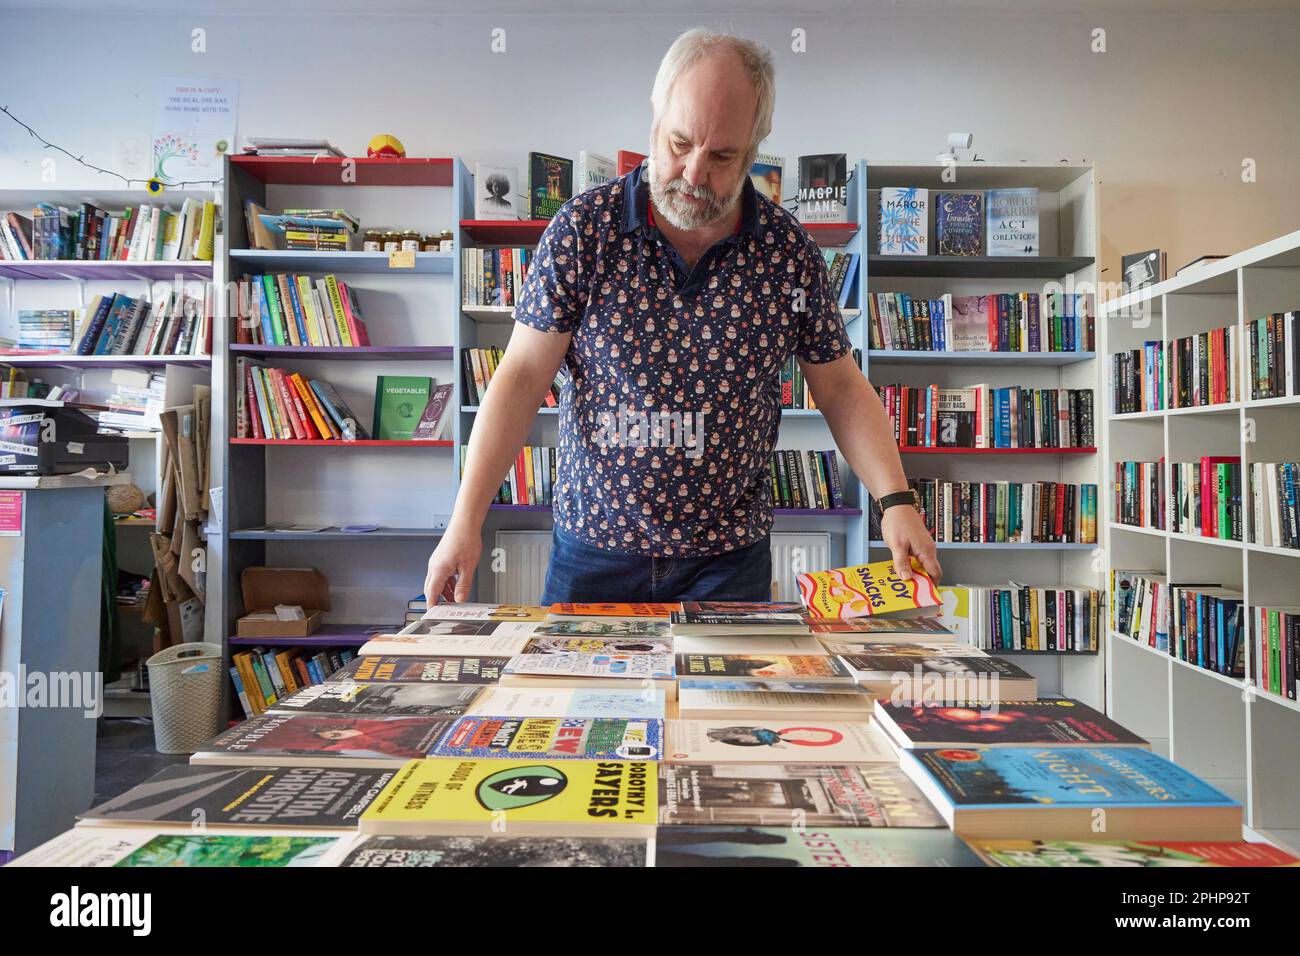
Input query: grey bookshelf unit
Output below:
<box><xmin>216</xmin><ymin>155</ymin><xmax>458</xmax><ymax>722</ymax></box>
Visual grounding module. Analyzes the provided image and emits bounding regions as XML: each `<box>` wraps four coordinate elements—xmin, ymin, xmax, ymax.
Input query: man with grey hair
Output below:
<box><xmin>426</xmin><ymin>27</ymin><xmax>939</xmax><ymax>603</ymax></box>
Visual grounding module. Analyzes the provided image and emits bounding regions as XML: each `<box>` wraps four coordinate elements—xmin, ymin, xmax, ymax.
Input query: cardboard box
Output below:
<box><xmin>236</xmin><ymin>566</ymin><xmax>330</xmax><ymax>638</ymax></box>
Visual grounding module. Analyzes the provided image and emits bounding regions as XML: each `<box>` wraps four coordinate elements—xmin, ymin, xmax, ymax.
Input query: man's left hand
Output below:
<box><xmin>881</xmin><ymin>505</ymin><xmax>942</xmax><ymax>583</ymax></box>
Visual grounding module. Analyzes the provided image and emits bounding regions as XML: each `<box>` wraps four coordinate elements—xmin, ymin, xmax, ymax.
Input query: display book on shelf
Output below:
<box><xmin>1101</xmin><ymin>226</ymin><xmax>1300</xmax><ymax>857</ymax></box>
<box><xmin>17</xmin><ymin>586</ymin><xmax>1300</xmax><ymax>869</ymax></box>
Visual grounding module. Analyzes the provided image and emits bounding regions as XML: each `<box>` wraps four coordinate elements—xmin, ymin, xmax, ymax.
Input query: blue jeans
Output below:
<box><xmin>541</xmin><ymin>528</ymin><xmax>773</xmax><ymax>603</ymax></box>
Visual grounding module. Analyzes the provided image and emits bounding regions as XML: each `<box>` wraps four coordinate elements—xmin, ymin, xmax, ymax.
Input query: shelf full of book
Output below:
<box><xmin>858</xmin><ymin>160</ymin><xmax>1103</xmax><ymax>707</ymax></box>
<box><xmin>1102</xmin><ymin>226</ymin><xmax>1300</xmax><ymax>856</ymax></box>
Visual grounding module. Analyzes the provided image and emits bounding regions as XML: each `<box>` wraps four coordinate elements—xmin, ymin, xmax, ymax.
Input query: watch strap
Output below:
<box><xmin>878</xmin><ymin>490</ymin><xmax>919</xmax><ymax>512</ymax></box>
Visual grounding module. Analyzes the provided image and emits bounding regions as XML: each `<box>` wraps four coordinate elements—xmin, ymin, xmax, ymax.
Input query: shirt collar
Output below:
<box><xmin>621</xmin><ymin>160</ymin><xmax>760</xmax><ymax>241</ymax></box>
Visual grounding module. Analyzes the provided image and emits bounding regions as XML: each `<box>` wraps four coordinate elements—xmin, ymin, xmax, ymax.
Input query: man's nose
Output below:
<box><xmin>681</xmin><ymin>153</ymin><xmax>709</xmax><ymax>190</ymax></box>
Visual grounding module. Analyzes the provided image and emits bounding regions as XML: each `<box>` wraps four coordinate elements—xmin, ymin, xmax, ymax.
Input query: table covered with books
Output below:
<box><xmin>12</xmin><ymin>559</ymin><xmax>1296</xmax><ymax>868</ymax></box>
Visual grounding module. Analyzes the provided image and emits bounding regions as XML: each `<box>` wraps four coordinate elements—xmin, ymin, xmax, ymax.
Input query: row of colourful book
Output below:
<box><xmin>13</xmin><ymin>561</ymin><xmax>1296</xmax><ymax>867</ymax></box>
<box><xmin>235</xmin><ymin>360</ymin><xmax>453</xmax><ymax>442</ymax></box>
<box><xmin>867</xmin><ymin>291</ymin><xmax>1094</xmax><ymax>353</ymax></box>
<box><xmin>231</xmin><ymin>273</ymin><xmax>371</xmax><ymax>348</ymax></box>
<box><xmin>878</xmin><ymin>383</ymin><xmax>1095</xmax><ymax>450</ymax></box>
<box><xmin>0</xmin><ymin>199</ymin><xmax>216</xmax><ymax>262</ymax></box>
<box><xmin>0</xmin><ymin>288</ymin><xmax>213</xmax><ymax>358</ymax></box>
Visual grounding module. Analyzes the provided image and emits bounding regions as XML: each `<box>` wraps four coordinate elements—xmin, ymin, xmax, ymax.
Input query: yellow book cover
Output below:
<box><xmin>797</xmin><ymin>557</ymin><xmax>940</xmax><ymax>620</ymax></box>
<box><xmin>360</xmin><ymin>758</ymin><xmax>657</xmax><ymax>837</ymax></box>
<box><xmin>196</xmin><ymin>200</ymin><xmax>215</xmax><ymax>261</ymax></box>
<box><xmin>294</xmin><ymin>275</ymin><xmax>323</xmax><ymax>346</ymax></box>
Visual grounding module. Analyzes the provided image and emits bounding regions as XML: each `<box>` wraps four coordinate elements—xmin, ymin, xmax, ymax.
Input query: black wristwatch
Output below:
<box><xmin>878</xmin><ymin>489</ymin><xmax>920</xmax><ymax>513</ymax></box>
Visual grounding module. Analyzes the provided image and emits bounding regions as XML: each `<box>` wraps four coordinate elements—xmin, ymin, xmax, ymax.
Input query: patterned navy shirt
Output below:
<box><xmin>514</xmin><ymin>163</ymin><xmax>852</xmax><ymax>557</ymax></box>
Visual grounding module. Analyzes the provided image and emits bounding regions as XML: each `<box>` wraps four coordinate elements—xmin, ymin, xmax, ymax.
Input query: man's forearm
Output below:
<box><xmin>813</xmin><ymin>367</ymin><xmax>910</xmax><ymax>500</ymax></box>
<box><xmin>452</xmin><ymin>362</ymin><xmax>557</xmax><ymax>528</ymax></box>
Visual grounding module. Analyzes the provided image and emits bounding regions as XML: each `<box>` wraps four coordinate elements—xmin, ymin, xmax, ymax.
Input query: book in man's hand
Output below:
<box><xmin>798</xmin><ymin>558</ymin><xmax>941</xmax><ymax>621</ymax></box>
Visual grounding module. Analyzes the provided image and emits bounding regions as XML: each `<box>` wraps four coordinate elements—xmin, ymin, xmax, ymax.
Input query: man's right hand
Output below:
<box><xmin>424</xmin><ymin>522</ymin><xmax>483</xmax><ymax>605</ymax></box>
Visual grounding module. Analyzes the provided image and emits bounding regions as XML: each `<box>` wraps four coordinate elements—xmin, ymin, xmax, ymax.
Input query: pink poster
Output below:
<box><xmin>0</xmin><ymin>491</ymin><xmax>23</xmax><ymax>535</ymax></box>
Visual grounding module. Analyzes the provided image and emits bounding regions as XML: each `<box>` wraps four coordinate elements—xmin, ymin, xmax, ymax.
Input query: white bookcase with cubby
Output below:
<box><xmin>1103</xmin><ymin>227</ymin><xmax>1300</xmax><ymax>854</ymax></box>
<box><xmin>862</xmin><ymin>161</ymin><xmax>1103</xmax><ymax>708</ymax></box>
<box><xmin>0</xmin><ymin>185</ymin><xmax>220</xmax><ymax>704</ymax></box>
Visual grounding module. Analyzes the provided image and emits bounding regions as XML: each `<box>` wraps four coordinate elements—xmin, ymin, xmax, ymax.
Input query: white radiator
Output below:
<box><xmin>493</xmin><ymin>531</ymin><xmax>553</xmax><ymax>603</ymax></box>
<box><xmin>769</xmin><ymin>532</ymin><xmax>831</xmax><ymax>602</ymax></box>
<box><xmin>492</xmin><ymin>530</ymin><xmax>830</xmax><ymax>603</ymax></box>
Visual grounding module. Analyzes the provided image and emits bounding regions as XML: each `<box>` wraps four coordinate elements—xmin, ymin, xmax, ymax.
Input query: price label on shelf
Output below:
<box><xmin>388</xmin><ymin>250</ymin><xmax>416</xmax><ymax>269</ymax></box>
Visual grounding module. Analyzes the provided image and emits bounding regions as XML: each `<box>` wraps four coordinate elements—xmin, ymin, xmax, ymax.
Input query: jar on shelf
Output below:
<box><xmin>362</xmin><ymin>230</ymin><xmax>383</xmax><ymax>253</ymax></box>
<box><xmin>399</xmin><ymin>230</ymin><xmax>421</xmax><ymax>253</ymax></box>
<box><xmin>420</xmin><ymin>234</ymin><xmax>441</xmax><ymax>252</ymax></box>
<box><xmin>381</xmin><ymin>231</ymin><xmax>402</xmax><ymax>253</ymax></box>
<box><xmin>438</xmin><ymin>229</ymin><xmax>454</xmax><ymax>252</ymax></box>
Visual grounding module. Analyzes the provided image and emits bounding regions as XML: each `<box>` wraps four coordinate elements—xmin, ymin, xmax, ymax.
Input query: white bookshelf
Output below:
<box><xmin>1102</xmin><ymin>227</ymin><xmax>1300</xmax><ymax>855</ymax></box>
<box><xmin>0</xmin><ymin>185</ymin><xmax>222</xmax><ymax>700</ymax></box>
<box><xmin>863</xmin><ymin>161</ymin><xmax>1103</xmax><ymax>708</ymax></box>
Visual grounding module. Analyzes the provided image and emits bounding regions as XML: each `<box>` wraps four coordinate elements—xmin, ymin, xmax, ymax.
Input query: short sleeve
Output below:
<box><xmin>514</xmin><ymin>201</ymin><xmax>586</xmax><ymax>334</ymax></box>
<box><xmin>794</xmin><ymin>237</ymin><xmax>853</xmax><ymax>364</ymax></box>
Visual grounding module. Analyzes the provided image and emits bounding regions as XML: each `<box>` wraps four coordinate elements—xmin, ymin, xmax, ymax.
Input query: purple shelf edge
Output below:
<box><xmin>485</xmin><ymin>504</ymin><xmax>861</xmax><ymax>515</ymax></box>
<box><xmin>229</xmin><ymin>344</ymin><xmax>453</xmax><ymax>358</ymax></box>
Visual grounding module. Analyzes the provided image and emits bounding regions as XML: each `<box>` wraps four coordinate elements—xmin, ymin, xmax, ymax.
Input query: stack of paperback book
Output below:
<box><xmin>14</xmin><ymin>559</ymin><xmax>1294</xmax><ymax>868</ymax></box>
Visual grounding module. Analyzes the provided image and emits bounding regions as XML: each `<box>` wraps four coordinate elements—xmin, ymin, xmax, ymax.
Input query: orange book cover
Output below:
<box><xmin>289</xmin><ymin>372</ymin><xmax>337</xmax><ymax>440</ymax></box>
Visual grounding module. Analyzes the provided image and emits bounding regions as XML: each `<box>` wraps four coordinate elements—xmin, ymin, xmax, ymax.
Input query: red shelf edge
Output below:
<box><xmin>896</xmin><ymin>446</ymin><xmax>1097</xmax><ymax>455</ymax></box>
<box><xmin>231</xmin><ymin>155</ymin><xmax>454</xmax><ymax>187</ymax></box>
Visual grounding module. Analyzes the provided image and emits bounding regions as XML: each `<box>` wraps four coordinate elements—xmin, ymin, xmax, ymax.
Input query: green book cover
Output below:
<box><xmin>116</xmin><ymin>834</ymin><xmax>335</xmax><ymax>867</ymax></box>
<box><xmin>261</xmin><ymin>275</ymin><xmax>286</xmax><ymax>346</ymax></box>
<box><xmin>373</xmin><ymin>375</ymin><xmax>433</xmax><ymax>440</ymax></box>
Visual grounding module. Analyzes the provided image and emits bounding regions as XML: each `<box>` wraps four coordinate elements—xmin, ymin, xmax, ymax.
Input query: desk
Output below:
<box><xmin>0</xmin><ymin>472</ymin><xmax>131</xmax><ymax>856</ymax></box>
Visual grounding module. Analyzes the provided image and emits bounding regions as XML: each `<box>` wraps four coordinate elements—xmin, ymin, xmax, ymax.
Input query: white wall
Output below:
<box><xmin>1</xmin><ymin>5</ymin><xmax>1298</xmax><ymax>277</ymax></box>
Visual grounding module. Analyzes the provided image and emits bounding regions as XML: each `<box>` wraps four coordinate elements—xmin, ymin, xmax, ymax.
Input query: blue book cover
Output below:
<box><xmin>256</xmin><ymin>281</ymin><xmax>276</xmax><ymax>346</ymax></box>
<box><xmin>879</xmin><ymin>187</ymin><xmax>929</xmax><ymax>255</ymax></box>
<box><xmin>935</xmin><ymin>192</ymin><xmax>983</xmax><ymax>256</ymax></box>
<box><xmin>75</xmin><ymin>294</ymin><xmax>115</xmax><ymax>354</ymax></box>
<box><xmin>907</xmin><ymin>747</ymin><xmax>1238</xmax><ymax>809</ymax></box>
<box><xmin>92</xmin><ymin>294</ymin><xmax>133</xmax><ymax>355</ymax></box>
<box><xmin>283</xmin><ymin>276</ymin><xmax>309</xmax><ymax>345</ymax></box>
<box><xmin>836</xmin><ymin>252</ymin><xmax>859</xmax><ymax>309</ymax></box>
<box><xmin>430</xmin><ymin>715</ymin><xmax>663</xmax><ymax>760</ymax></box>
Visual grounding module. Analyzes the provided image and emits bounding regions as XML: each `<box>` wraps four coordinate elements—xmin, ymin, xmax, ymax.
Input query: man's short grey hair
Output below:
<box><xmin>650</xmin><ymin>28</ymin><xmax>775</xmax><ymax>165</ymax></box>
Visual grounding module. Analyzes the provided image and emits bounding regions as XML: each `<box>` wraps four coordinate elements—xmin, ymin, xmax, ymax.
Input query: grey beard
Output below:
<box><xmin>645</xmin><ymin>154</ymin><xmax>744</xmax><ymax>232</ymax></box>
